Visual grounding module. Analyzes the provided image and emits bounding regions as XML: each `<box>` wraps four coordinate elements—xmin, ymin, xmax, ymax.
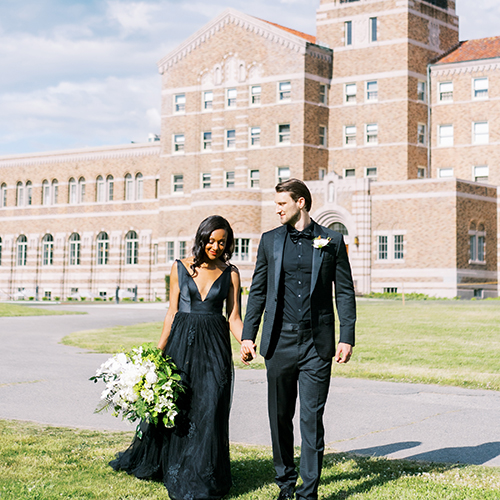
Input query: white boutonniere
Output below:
<box><xmin>312</xmin><ymin>236</ymin><xmax>331</xmax><ymax>249</ymax></box>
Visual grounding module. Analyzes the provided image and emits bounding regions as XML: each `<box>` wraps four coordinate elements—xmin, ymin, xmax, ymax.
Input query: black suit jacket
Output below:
<box><xmin>242</xmin><ymin>221</ymin><xmax>356</xmax><ymax>361</ymax></box>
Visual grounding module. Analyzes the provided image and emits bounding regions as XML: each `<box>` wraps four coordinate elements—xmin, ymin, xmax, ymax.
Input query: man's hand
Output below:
<box><xmin>240</xmin><ymin>340</ymin><xmax>257</xmax><ymax>365</ymax></box>
<box><xmin>334</xmin><ymin>342</ymin><xmax>353</xmax><ymax>364</ymax></box>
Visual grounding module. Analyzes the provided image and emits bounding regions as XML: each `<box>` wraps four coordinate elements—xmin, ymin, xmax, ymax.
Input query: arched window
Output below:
<box><xmin>78</xmin><ymin>177</ymin><xmax>86</xmax><ymax>203</ymax></box>
<box><xmin>96</xmin><ymin>176</ymin><xmax>105</xmax><ymax>203</ymax></box>
<box><xmin>125</xmin><ymin>173</ymin><xmax>133</xmax><ymax>201</ymax></box>
<box><xmin>329</xmin><ymin>222</ymin><xmax>348</xmax><ymax>236</ymax></box>
<box><xmin>96</xmin><ymin>232</ymin><xmax>109</xmax><ymax>265</ymax></box>
<box><xmin>125</xmin><ymin>230</ymin><xmax>138</xmax><ymax>265</ymax></box>
<box><xmin>16</xmin><ymin>182</ymin><xmax>24</xmax><ymax>207</ymax></box>
<box><xmin>136</xmin><ymin>173</ymin><xmax>143</xmax><ymax>200</ymax></box>
<box><xmin>26</xmin><ymin>181</ymin><xmax>32</xmax><ymax>205</ymax></box>
<box><xmin>69</xmin><ymin>178</ymin><xmax>77</xmax><ymax>204</ymax></box>
<box><xmin>42</xmin><ymin>234</ymin><xmax>54</xmax><ymax>266</ymax></box>
<box><xmin>107</xmin><ymin>175</ymin><xmax>114</xmax><ymax>201</ymax></box>
<box><xmin>469</xmin><ymin>221</ymin><xmax>486</xmax><ymax>263</ymax></box>
<box><xmin>0</xmin><ymin>183</ymin><xmax>7</xmax><ymax>207</ymax></box>
<box><xmin>69</xmin><ymin>233</ymin><xmax>81</xmax><ymax>266</ymax></box>
<box><xmin>52</xmin><ymin>179</ymin><xmax>59</xmax><ymax>204</ymax></box>
<box><xmin>42</xmin><ymin>180</ymin><xmax>50</xmax><ymax>205</ymax></box>
<box><xmin>17</xmin><ymin>235</ymin><xmax>27</xmax><ymax>266</ymax></box>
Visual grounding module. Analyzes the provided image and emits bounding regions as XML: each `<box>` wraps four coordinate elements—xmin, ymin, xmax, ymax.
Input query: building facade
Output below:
<box><xmin>0</xmin><ymin>0</ymin><xmax>498</xmax><ymax>301</ymax></box>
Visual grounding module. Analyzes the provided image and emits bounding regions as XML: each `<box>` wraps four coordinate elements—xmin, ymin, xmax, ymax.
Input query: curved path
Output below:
<box><xmin>1</xmin><ymin>303</ymin><xmax>499</xmax><ymax>466</ymax></box>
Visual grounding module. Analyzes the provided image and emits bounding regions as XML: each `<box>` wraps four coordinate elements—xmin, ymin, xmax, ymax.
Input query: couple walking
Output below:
<box><xmin>110</xmin><ymin>178</ymin><xmax>357</xmax><ymax>500</ymax></box>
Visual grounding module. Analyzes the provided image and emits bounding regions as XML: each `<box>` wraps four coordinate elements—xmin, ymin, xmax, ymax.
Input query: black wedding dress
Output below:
<box><xmin>110</xmin><ymin>260</ymin><xmax>233</xmax><ymax>500</ymax></box>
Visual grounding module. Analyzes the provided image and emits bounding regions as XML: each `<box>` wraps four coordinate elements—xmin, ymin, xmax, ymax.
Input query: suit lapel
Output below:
<box><xmin>310</xmin><ymin>221</ymin><xmax>325</xmax><ymax>294</ymax></box>
<box><xmin>273</xmin><ymin>226</ymin><xmax>287</xmax><ymax>293</ymax></box>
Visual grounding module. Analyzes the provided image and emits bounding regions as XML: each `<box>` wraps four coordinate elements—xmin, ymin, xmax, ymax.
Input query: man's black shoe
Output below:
<box><xmin>277</xmin><ymin>485</ymin><xmax>295</xmax><ymax>500</ymax></box>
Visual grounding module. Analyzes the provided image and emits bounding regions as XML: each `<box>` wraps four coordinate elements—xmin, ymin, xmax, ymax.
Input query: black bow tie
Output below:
<box><xmin>288</xmin><ymin>226</ymin><xmax>314</xmax><ymax>244</ymax></box>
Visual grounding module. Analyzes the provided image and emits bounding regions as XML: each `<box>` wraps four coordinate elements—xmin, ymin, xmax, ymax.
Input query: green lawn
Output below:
<box><xmin>61</xmin><ymin>300</ymin><xmax>500</xmax><ymax>390</ymax></box>
<box><xmin>0</xmin><ymin>303</ymin><xmax>85</xmax><ymax>317</ymax></box>
<box><xmin>1</xmin><ymin>420</ymin><xmax>498</xmax><ymax>500</ymax></box>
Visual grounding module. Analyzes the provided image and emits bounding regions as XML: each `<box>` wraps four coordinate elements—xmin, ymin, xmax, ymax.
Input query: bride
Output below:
<box><xmin>110</xmin><ymin>215</ymin><xmax>247</xmax><ymax>500</ymax></box>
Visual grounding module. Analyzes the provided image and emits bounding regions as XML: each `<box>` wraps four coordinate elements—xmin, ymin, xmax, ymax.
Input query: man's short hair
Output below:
<box><xmin>275</xmin><ymin>178</ymin><xmax>312</xmax><ymax>212</ymax></box>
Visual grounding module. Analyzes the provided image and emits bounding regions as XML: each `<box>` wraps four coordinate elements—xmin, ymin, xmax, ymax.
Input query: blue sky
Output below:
<box><xmin>0</xmin><ymin>0</ymin><xmax>497</xmax><ymax>155</ymax></box>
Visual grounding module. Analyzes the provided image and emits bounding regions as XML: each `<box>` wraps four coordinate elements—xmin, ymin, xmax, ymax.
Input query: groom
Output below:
<box><xmin>241</xmin><ymin>178</ymin><xmax>356</xmax><ymax>500</ymax></box>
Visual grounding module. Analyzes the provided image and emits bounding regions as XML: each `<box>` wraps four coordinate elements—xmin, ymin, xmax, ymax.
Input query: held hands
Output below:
<box><xmin>335</xmin><ymin>342</ymin><xmax>353</xmax><ymax>364</ymax></box>
<box><xmin>240</xmin><ymin>340</ymin><xmax>257</xmax><ymax>365</ymax></box>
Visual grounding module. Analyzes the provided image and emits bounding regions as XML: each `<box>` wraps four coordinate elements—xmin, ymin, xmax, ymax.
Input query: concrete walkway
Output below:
<box><xmin>1</xmin><ymin>304</ymin><xmax>499</xmax><ymax>467</ymax></box>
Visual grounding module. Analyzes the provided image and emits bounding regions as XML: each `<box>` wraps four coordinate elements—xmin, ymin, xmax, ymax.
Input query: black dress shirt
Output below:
<box><xmin>281</xmin><ymin>222</ymin><xmax>314</xmax><ymax>324</ymax></box>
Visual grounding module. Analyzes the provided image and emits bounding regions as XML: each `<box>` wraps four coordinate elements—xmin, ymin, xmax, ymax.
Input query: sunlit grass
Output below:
<box><xmin>0</xmin><ymin>303</ymin><xmax>85</xmax><ymax>317</ymax></box>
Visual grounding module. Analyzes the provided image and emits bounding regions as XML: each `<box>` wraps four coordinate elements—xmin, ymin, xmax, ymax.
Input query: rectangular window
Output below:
<box><xmin>345</xmin><ymin>125</ymin><xmax>356</xmax><ymax>146</ymax></box>
<box><xmin>203</xmin><ymin>91</ymin><xmax>213</xmax><ymax>110</ymax></box>
<box><xmin>366</xmin><ymin>167</ymin><xmax>377</xmax><ymax>178</ymax></box>
<box><xmin>394</xmin><ymin>235</ymin><xmax>404</xmax><ymax>260</ymax></box>
<box><xmin>344</xmin><ymin>168</ymin><xmax>356</xmax><ymax>178</ymax></box>
<box><xmin>418</xmin><ymin>123</ymin><xmax>426</xmax><ymax>145</ymax></box>
<box><xmin>226</xmin><ymin>129</ymin><xmax>236</xmax><ymax>149</ymax></box>
<box><xmin>278</xmin><ymin>124</ymin><xmax>291</xmax><ymax>144</ymax></box>
<box><xmin>155</xmin><ymin>179</ymin><xmax>159</xmax><ymax>198</ymax></box>
<box><xmin>69</xmin><ymin>240</ymin><xmax>80</xmax><ymax>266</ymax></box>
<box><xmin>418</xmin><ymin>81</ymin><xmax>426</xmax><ymax>101</ymax></box>
<box><xmin>173</xmin><ymin>174</ymin><xmax>183</xmax><ymax>193</ymax></box>
<box><xmin>418</xmin><ymin>167</ymin><xmax>426</xmax><ymax>178</ymax></box>
<box><xmin>167</xmin><ymin>241</ymin><xmax>175</xmax><ymax>262</ymax></box>
<box><xmin>319</xmin><ymin>126</ymin><xmax>327</xmax><ymax>147</ymax></box>
<box><xmin>345</xmin><ymin>83</ymin><xmax>356</xmax><ymax>103</ymax></box>
<box><xmin>439</xmin><ymin>125</ymin><xmax>453</xmax><ymax>146</ymax></box>
<box><xmin>469</xmin><ymin>235</ymin><xmax>477</xmax><ymax>261</ymax></box>
<box><xmin>474</xmin><ymin>165</ymin><xmax>489</xmax><ymax>183</ymax></box>
<box><xmin>225</xmin><ymin>171</ymin><xmax>235</xmax><ymax>188</ymax></box>
<box><xmin>179</xmin><ymin>241</ymin><xmax>187</xmax><ymax>260</ymax></box>
<box><xmin>366</xmin><ymin>80</ymin><xmax>378</xmax><ymax>101</ymax></box>
<box><xmin>319</xmin><ymin>84</ymin><xmax>328</xmax><ymax>104</ymax></box>
<box><xmin>250</xmin><ymin>85</ymin><xmax>261</xmax><ymax>105</ymax></box>
<box><xmin>378</xmin><ymin>235</ymin><xmax>388</xmax><ymax>260</ymax></box>
<box><xmin>438</xmin><ymin>167</ymin><xmax>453</xmax><ymax>177</ymax></box>
<box><xmin>1</xmin><ymin>184</ymin><xmax>6</xmax><ymax>207</ymax></box>
<box><xmin>319</xmin><ymin>168</ymin><xmax>326</xmax><ymax>180</ymax></box>
<box><xmin>227</xmin><ymin>88</ymin><xmax>237</xmax><ymax>107</ymax></box>
<box><xmin>173</xmin><ymin>134</ymin><xmax>185</xmax><ymax>153</ymax></box>
<box><xmin>473</xmin><ymin>78</ymin><xmax>488</xmax><ymax>99</ymax></box>
<box><xmin>473</xmin><ymin>122</ymin><xmax>488</xmax><ymax>144</ymax></box>
<box><xmin>202</xmin><ymin>172</ymin><xmax>211</xmax><ymax>189</ymax></box>
<box><xmin>277</xmin><ymin>167</ymin><xmax>290</xmax><ymax>183</ymax></box>
<box><xmin>250</xmin><ymin>127</ymin><xmax>261</xmax><ymax>147</ymax></box>
<box><xmin>369</xmin><ymin>17</ymin><xmax>377</xmax><ymax>42</ymax></box>
<box><xmin>366</xmin><ymin>123</ymin><xmax>378</xmax><ymax>144</ymax></box>
<box><xmin>478</xmin><ymin>236</ymin><xmax>485</xmax><ymax>262</ymax></box>
<box><xmin>279</xmin><ymin>81</ymin><xmax>291</xmax><ymax>101</ymax></box>
<box><xmin>234</xmin><ymin>238</ymin><xmax>250</xmax><ymax>261</ymax></box>
<box><xmin>345</xmin><ymin>21</ymin><xmax>352</xmax><ymax>46</ymax></box>
<box><xmin>174</xmin><ymin>94</ymin><xmax>185</xmax><ymax>113</ymax></box>
<box><xmin>203</xmin><ymin>131</ymin><xmax>212</xmax><ymax>151</ymax></box>
<box><xmin>249</xmin><ymin>169</ymin><xmax>260</xmax><ymax>188</ymax></box>
<box><xmin>439</xmin><ymin>82</ymin><xmax>453</xmax><ymax>101</ymax></box>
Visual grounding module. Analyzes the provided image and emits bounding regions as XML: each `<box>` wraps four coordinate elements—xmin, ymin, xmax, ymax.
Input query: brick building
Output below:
<box><xmin>0</xmin><ymin>0</ymin><xmax>498</xmax><ymax>300</ymax></box>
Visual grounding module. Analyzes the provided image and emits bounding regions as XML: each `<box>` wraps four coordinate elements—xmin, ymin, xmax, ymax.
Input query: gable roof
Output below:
<box><xmin>259</xmin><ymin>19</ymin><xmax>316</xmax><ymax>44</ymax></box>
<box><xmin>436</xmin><ymin>36</ymin><xmax>500</xmax><ymax>65</ymax></box>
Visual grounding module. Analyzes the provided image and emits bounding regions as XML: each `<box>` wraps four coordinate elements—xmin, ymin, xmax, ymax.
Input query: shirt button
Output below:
<box><xmin>298</xmin><ymin>255</ymin><xmax>301</xmax><ymax>258</ymax></box>
<box><xmin>298</xmin><ymin>281</ymin><xmax>301</xmax><ymax>284</ymax></box>
<box><xmin>299</xmin><ymin>242</ymin><xmax>302</xmax><ymax>245</ymax></box>
<box><xmin>298</xmin><ymin>294</ymin><xmax>301</xmax><ymax>297</ymax></box>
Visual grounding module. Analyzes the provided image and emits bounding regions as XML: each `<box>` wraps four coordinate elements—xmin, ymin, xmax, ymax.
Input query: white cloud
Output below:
<box><xmin>107</xmin><ymin>0</ymin><xmax>162</xmax><ymax>33</ymax></box>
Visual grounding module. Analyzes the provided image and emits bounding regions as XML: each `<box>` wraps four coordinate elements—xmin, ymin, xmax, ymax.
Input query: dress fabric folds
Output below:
<box><xmin>110</xmin><ymin>260</ymin><xmax>233</xmax><ymax>500</ymax></box>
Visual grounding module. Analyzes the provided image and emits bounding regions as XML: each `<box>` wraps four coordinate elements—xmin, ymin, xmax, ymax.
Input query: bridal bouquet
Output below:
<box><xmin>90</xmin><ymin>343</ymin><xmax>183</xmax><ymax>434</ymax></box>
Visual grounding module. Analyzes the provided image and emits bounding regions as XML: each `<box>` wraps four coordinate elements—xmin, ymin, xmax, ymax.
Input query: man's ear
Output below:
<box><xmin>297</xmin><ymin>197</ymin><xmax>306</xmax><ymax>210</ymax></box>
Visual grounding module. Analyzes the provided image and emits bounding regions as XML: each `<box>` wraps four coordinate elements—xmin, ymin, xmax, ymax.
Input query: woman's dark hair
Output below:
<box><xmin>191</xmin><ymin>215</ymin><xmax>234</xmax><ymax>273</ymax></box>
<box><xmin>275</xmin><ymin>178</ymin><xmax>312</xmax><ymax>212</ymax></box>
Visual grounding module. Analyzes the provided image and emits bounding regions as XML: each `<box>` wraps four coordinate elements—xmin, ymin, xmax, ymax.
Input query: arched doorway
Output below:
<box><xmin>329</xmin><ymin>222</ymin><xmax>349</xmax><ymax>253</ymax></box>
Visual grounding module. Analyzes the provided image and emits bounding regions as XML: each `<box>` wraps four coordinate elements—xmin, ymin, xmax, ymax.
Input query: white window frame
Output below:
<box><xmin>365</xmin><ymin>167</ymin><xmax>378</xmax><ymax>179</ymax></box>
<box><xmin>201</xmin><ymin>172</ymin><xmax>211</xmax><ymax>189</ymax></box>
<box><xmin>469</xmin><ymin>227</ymin><xmax>486</xmax><ymax>264</ymax></box>
<box><xmin>344</xmin><ymin>125</ymin><xmax>356</xmax><ymax>147</ymax></box>
<box><xmin>344</xmin><ymin>168</ymin><xmax>356</xmax><ymax>178</ymax></box>
<box><xmin>438</xmin><ymin>167</ymin><xmax>454</xmax><ymax>178</ymax></box>
<box><xmin>233</xmin><ymin>238</ymin><xmax>251</xmax><ymax>262</ymax></box>
<box><xmin>277</xmin><ymin>166</ymin><xmax>291</xmax><ymax>184</ymax></box>
<box><xmin>369</xmin><ymin>17</ymin><xmax>377</xmax><ymax>42</ymax></box>
<box><xmin>345</xmin><ymin>83</ymin><xmax>356</xmax><ymax>104</ymax></box>
<box><xmin>473</xmin><ymin>165</ymin><xmax>489</xmax><ymax>183</ymax></box>
<box><xmin>473</xmin><ymin>121</ymin><xmax>488</xmax><ymax>145</ymax></box>
<box><xmin>166</xmin><ymin>241</ymin><xmax>175</xmax><ymax>263</ymax></box>
<box><xmin>202</xmin><ymin>131</ymin><xmax>212</xmax><ymax>151</ymax></box>
<box><xmin>226</xmin><ymin>88</ymin><xmax>237</xmax><ymax>108</ymax></box>
<box><xmin>225</xmin><ymin>129</ymin><xmax>236</xmax><ymax>150</ymax></box>
<box><xmin>0</xmin><ymin>183</ymin><xmax>7</xmax><ymax>208</ymax></box>
<box><xmin>203</xmin><ymin>91</ymin><xmax>213</xmax><ymax>111</ymax></box>
<box><xmin>173</xmin><ymin>134</ymin><xmax>185</xmax><ymax>154</ymax></box>
<box><xmin>418</xmin><ymin>123</ymin><xmax>426</xmax><ymax>145</ymax></box>
<box><xmin>125</xmin><ymin>231</ymin><xmax>139</xmax><ymax>265</ymax></box>
<box><xmin>125</xmin><ymin>174</ymin><xmax>134</xmax><ymax>201</ymax></box>
<box><xmin>69</xmin><ymin>233</ymin><xmax>81</xmax><ymax>266</ymax></box>
<box><xmin>172</xmin><ymin>174</ymin><xmax>184</xmax><ymax>194</ymax></box>
<box><xmin>278</xmin><ymin>81</ymin><xmax>291</xmax><ymax>102</ymax></box>
<box><xmin>418</xmin><ymin>81</ymin><xmax>426</xmax><ymax>102</ymax></box>
<box><xmin>345</xmin><ymin>21</ymin><xmax>352</xmax><ymax>46</ymax></box>
<box><xmin>250</xmin><ymin>85</ymin><xmax>261</xmax><ymax>106</ymax></box>
<box><xmin>278</xmin><ymin>124</ymin><xmax>291</xmax><ymax>145</ymax></box>
<box><xmin>319</xmin><ymin>84</ymin><xmax>328</xmax><ymax>105</ymax></box>
<box><xmin>473</xmin><ymin>78</ymin><xmax>488</xmax><ymax>100</ymax></box>
<box><xmin>439</xmin><ymin>82</ymin><xmax>453</xmax><ymax>102</ymax></box>
<box><xmin>366</xmin><ymin>123</ymin><xmax>378</xmax><ymax>145</ymax></box>
<box><xmin>225</xmin><ymin>171</ymin><xmax>235</xmax><ymax>188</ymax></box>
<box><xmin>249</xmin><ymin>169</ymin><xmax>260</xmax><ymax>188</ymax></box>
<box><xmin>250</xmin><ymin>127</ymin><xmax>261</xmax><ymax>147</ymax></box>
<box><xmin>42</xmin><ymin>234</ymin><xmax>54</xmax><ymax>266</ymax></box>
<box><xmin>17</xmin><ymin>235</ymin><xmax>27</xmax><ymax>266</ymax></box>
<box><xmin>319</xmin><ymin>125</ymin><xmax>327</xmax><ymax>147</ymax></box>
<box><xmin>438</xmin><ymin>124</ymin><xmax>453</xmax><ymax>147</ymax></box>
<box><xmin>174</xmin><ymin>94</ymin><xmax>186</xmax><ymax>114</ymax></box>
<box><xmin>417</xmin><ymin>167</ymin><xmax>426</xmax><ymax>179</ymax></box>
<box><xmin>366</xmin><ymin>80</ymin><xmax>378</xmax><ymax>101</ymax></box>
<box><xmin>376</xmin><ymin>231</ymin><xmax>406</xmax><ymax>262</ymax></box>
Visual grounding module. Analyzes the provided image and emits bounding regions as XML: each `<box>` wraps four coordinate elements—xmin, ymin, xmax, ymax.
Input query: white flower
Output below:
<box><xmin>312</xmin><ymin>236</ymin><xmax>331</xmax><ymax>249</ymax></box>
<box><xmin>145</xmin><ymin>370</ymin><xmax>158</xmax><ymax>385</ymax></box>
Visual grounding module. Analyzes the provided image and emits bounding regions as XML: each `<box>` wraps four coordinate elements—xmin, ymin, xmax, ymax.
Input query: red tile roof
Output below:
<box><xmin>437</xmin><ymin>37</ymin><xmax>500</xmax><ymax>64</ymax></box>
<box><xmin>258</xmin><ymin>18</ymin><xmax>316</xmax><ymax>44</ymax></box>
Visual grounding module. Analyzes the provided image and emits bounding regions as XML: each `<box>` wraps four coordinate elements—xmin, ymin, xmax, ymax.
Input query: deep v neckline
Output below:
<box><xmin>179</xmin><ymin>261</ymin><xmax>230</xmax><ymax>302</ymax></box>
